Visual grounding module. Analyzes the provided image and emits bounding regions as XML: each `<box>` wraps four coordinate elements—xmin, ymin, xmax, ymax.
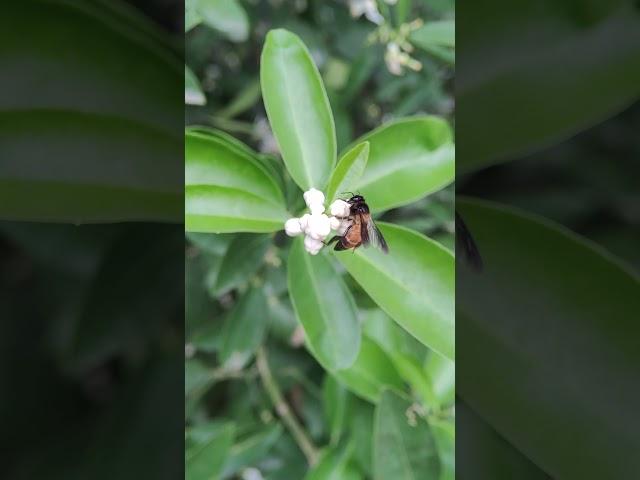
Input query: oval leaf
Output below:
<box><xmin>185</xmin><ymin>65</ymin><xmax>206</xmax><ymax>105</ymax></box>
<box><xmin>288</xmin><ymin>239</ymin><xmax>360</xmax><ymax>370</ymax></box>
<box><xmin>220</xmin><ymin>288</ymin><xmax>269</xmax><ymax>370</ymax></box>
<box><xmin>305</xmin><ymin>445</ymin><xmax>362</xmax><ymax>480</ymax></box>
<box><xmin>458</xmin><ymin>1</ymin><xmax>640</xmax><ymax>172</ymax></box>
<box><xmin>196</xmin><ymin>0</ymin><xmax>249</xmax><ymax>42</ymax></box>
<box><xmin>334</xmin><ymin>336</ymin><xmax>405</xmax><ymax>404</ymax></box>
<box><xmin>261</xmin><ymin>29</ymin><xmax>337</xmax><ymax>191</ymax></box>
<box><xmin>352</xmin><ymin>117</ymin><xmax>454</xmax><ymax>212</ymax></box>
<box><xmin>185</xmin><ymin>130</ymin><xmax>288</xmax><ymax>233</ymax></box>
<box><xmin>186</xmin><ymin>422</ymin><xmax>236</xmax><ymax>480</ymax></box>
<box><xmin>336</xmin><ymin>223</ymin><xmax>455</xmax><ymax>360</ymax></box>
<box><xmin>457</xmin><ymin>198</ymin><xmax>640</xmax><ymax>478</ymax></box>
<box><xmin>325</xmin><ymin>142</ymin><xmax>369</xmax><ymax>204</ymax></box>
<box><xmin>374</xmin><ymin>390</ymin><xmax>441</xmax><ymax>479</ymax></box>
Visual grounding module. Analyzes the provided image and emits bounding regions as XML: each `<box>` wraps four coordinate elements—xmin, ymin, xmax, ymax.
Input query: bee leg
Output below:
<box><xmin>334</xmin><ymin>239</ymin><xmax>348</xmax><ymax>251</ymax></box>
<box><xmin>325</xmin><ymin>235</ymin><xmax>340</xmax><ymax>247</ymax></box>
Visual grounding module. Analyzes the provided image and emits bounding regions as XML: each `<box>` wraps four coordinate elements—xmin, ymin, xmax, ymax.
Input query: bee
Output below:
<box><xmin>327</xmin><ymin>194</ymin><xmax>389</xmax><ymax>253</ymax></box>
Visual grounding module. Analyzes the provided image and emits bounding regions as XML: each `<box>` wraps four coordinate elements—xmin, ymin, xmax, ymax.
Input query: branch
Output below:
<box><xmin>256</xmin><ymin>346</ymin><xmax>319</xmax><ymax>466</ymax></box>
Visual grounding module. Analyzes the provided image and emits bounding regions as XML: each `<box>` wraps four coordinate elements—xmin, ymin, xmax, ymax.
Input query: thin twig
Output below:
<box><xmin>256</xmin><ymin>346</ymin><xmax>319</xmax><ymax>466</ymax></box>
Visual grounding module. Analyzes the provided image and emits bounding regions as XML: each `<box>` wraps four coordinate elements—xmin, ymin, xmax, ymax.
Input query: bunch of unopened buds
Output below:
<box><xmin>284</xmin><ymin>188</ymin><xmax>351</xmax><ymax>255</ymax></box>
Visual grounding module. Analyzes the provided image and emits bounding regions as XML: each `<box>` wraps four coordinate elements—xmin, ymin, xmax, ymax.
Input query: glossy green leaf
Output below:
<box><xmin>197</xmin><ymin>0</ymin><xmax>249</xmax><ymax>42</ymax></box>
<box><xmin>221</xmin><ymin>424</ymin><xmax>283</xmax><ymax>477</ymax></box>
<box><xmin>322</xmin><ymin>375</ymin><xmax>350</xmax><ymax>445</ymax></box>
<box><xmin>373</xmin><ymin>390</ymin><xmax>440</xmax><ymax>479</ymax></box>
<box><xmin>288</xmin><ymin>239</ymin><xmax>360</xmax><ymax>370</ymax></box>
<box><xmin>220</xmin><ymin>288</ymin><xmax>269</xmax><ymax>370</ymax></box>
<box><xmin>457</xmin><ymin>401</ymin><xmax>548</xmax><ymax>479</ymax></box>
<box><xmin>305</xmin><ymin>444</ymin><xmax>362</xmax><ymax>480</ymax></box>
<box><xmin>334</xmin><ymin>337</ymin><xmax>404</xmax><ymax>404</ymax></box>
<box><xmin>0</xmin><ymin>3</ymin><xmax>182</xmax><ymax>223</ymax></box>
<box><xmin>186</xmin><ymin>130</ymin><xmax>284</xmax><ymax>204</ymax></box>
<box><xmin>325</xmin><ymin>142</ymin><xmax>369</xmax><ymax>204</ymax></box>
<box><xmin>185</xmin><ymin>130</ymin><xmax>288</xmax><ymax>233</ymax></box>
<box><xmin>261</xmin><ymin>29</ymin><xmax>337</xmax><ymax>191</ymax></box>
<box><xmin>186</xmin><ymin>422</ymin><xmax>236</xmax><ymax>480</ymax></box>
<box><xmin>352</xmin><ymin>117</ymin><xmax>454</xmax><ymax>212</ymax></box>
<box><xmin>432</xmin><ymin>419</ymin><xmax>455</xmax><ymax>480</ymax></box>
<box><xmin>336</xmin><ymin>223</ymin><xmax>455</xmax><ymax>360</ymax></box>
<box><xmin>185</xmin><ymin>65</ymin><xmax>206</xmax><ymax>105</ymax></box>
<box><xmin>212</xmin><ymin>234</ymin><xmax>271</xmax><ymax>295</ymax></box>
<box><xmin>458</xmin><ymin>1</ymin><xmax>640</xmax><ymax>172</ymax></box>
<box><xmin>424</xmin><ymin>352</ymin><xmax>455</xmax><ymax>408</ymax></box>
<box><xmin>411</xmin><ymin>20</ymin><xmax>455</xmax><ymax>49</ymax></box>
<box><xmin>457</xmin><ymin>198</ymin><xmax>640</xmax><ymax>478</ymax></box>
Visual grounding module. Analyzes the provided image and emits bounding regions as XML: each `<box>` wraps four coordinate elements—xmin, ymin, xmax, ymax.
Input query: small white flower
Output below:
<box><xmin>284</xmin><ymin>218</ymin><xmax>303</xmax><ymax>237</ymax></box>
<box><xmin>349</xmin><ymin>0</ymin><xmax>384</xmax><ymax>25</ymax></box>
<box><xmin>330</xmin><ymin>199</ymin><xmax>351</xmax><ymax>218</ymax></box>
<box><xmin>299</xmin><ymin>213</ymin><xmax>311</xmax><ymax>231</ymax></box>
<box><xmin>303</xmin><ymin>188</ymin><xmax>325</xmax><ymax>209</ymax></box>
<box><xmin>304</xmin><ymin>235</ymin><xmax>323</xmax><ymax>255</ymax></box>
<box><xmin>309</xmin><ymin>203</ymin><xmax>325</xmax><ymax>215</ymax></box>
<box><xmin>385</xmin><ymin>42</ymin><xmax>404</xmax><ymax>75</ymax></box>
<box><xmin>329</xmin><ymin>216</ymin><xmax>342</xmax><ymax>231</ymax></box>
<box><xmin>306</xmin><ymin>213</ymin><xmax>331</xmax><ymax>240</ymax></box>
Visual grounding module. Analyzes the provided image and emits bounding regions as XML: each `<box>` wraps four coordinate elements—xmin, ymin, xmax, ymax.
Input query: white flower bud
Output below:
<box><xmin>304</xmin><ymin>235</ymin><xmax>323</xmax><ymax>254</ymax></box>
<box><xmin>329</xmin><ymin>216</ymin><xmax>341</xmax><ymax>231</ymax></box>
<box><xmin>306</xmin><ymin>213</ymin><xmax>331</xmax><ymax>240</ymax></box>
<box><xmin>303</xmin><ymin>188</ymin><xmax>325</xmax><ymax>209</ymax></box>
<box><xmin>330</xmin><ymin>199</ymin><xmax>350</xmax><ymax>218</ymax></box>
<box><xmin>309</xmin><ymin>203</ymin><xmax>325</xmax><ymax>215</ymax></box>
<box><xmin>299</xmin><ymin>214</ymin><xmax>311</xmax><ymax>232</ymax></box>
<box><xmin>284</xmin><ymin>218</ymin><xmax>303</xmax><ymax>237</ymax></box>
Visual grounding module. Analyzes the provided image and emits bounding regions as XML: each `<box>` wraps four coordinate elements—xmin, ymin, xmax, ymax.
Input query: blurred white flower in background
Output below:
<box><xmin>349</xmin><ymin>0</ymin><xmax>384</xmax><ymax>25</ymax></box>
<box><xmin>285</xmin><ymin>189</ymin><xmax>352</xmax><ymax>254</ymax></box>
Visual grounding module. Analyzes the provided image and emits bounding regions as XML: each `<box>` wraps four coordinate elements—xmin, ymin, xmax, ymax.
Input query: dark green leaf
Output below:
<box><xmin>325</xmin><ymin>142</ymin><xmax>369</xmax><ymax>204</ymax></box>
<box><xmin>212</xmin><ymin>234</ymin><xmax>271</xmax><ymax>296</ymax></box>
<box><xmin>373</xmin><ymin>390</ymin><xmax>440</xmax><ymax>479</ymax></box>
<box><xmin>288</xmin><ymin>239</ymin><xmax>360</xmax><ymax>370</ymax></box>
<box><xmin>186</xmin><ymin>422</ymin><xmax>236</xmax><ymax>480</ymax></box>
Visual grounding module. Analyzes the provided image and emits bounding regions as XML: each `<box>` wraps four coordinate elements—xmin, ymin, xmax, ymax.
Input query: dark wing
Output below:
<box><xmin>455</xmin><ymin>211</ymin><xmax>482</xmax><ymax>271</ymax></box>
<box><xmin>361</xmin><ymin>214</ymin><xmax>389</xmax><ymax>253</ymax></box>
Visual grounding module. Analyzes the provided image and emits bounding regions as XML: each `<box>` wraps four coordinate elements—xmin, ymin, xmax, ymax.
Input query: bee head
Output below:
<box><xmin>347</xmin><ymin>194</ymin><xmax>365</xmax><ymax>205</ymax></box>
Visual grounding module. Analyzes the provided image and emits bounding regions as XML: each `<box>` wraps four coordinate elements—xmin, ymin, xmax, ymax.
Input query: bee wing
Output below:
<box><xmin>361</xmin><ymin>214</ymin><xmax>389</xmax><ymax>253</ymax></box>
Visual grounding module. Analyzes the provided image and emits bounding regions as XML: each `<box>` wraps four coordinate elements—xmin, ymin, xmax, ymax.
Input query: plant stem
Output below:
<box><xmin>256</xmin><ymin>346</ymin><xmax>319</xmax><ymax>466</ymax></box>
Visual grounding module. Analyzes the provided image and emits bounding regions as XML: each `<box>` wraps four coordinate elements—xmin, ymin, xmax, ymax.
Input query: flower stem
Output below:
<box><xmin>256</xmin><ymin>346</ymin><xmax>319</xmax><ymax>466</ymax></box>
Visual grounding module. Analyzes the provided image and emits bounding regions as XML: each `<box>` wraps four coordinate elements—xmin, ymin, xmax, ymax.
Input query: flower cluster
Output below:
<box><xmin>284</xmin><ymin>189</ymin><xmax>351</xmax><ymax>255</ymax></box>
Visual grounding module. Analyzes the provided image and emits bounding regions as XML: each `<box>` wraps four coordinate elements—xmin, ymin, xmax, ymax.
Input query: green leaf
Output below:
<box><xmin>336</xmin><ymin>223</ymin><xmax>455</xmax><ymax>360</ymax></box>
<box><xmin>212</xmin><ymin>234</ymin><xmax>271</xmax><ymax>295</ymax></box>
<box><xmin>457</xmin><ymin>198</ymin><xmax>640</xmax><ymax>478</ymax></box>
<box><xmin>185</xmin><ymin>130</ymin><xmax>288</xmax><ymax>233</ymax></box>
<box><xmin>185</xmin><ymin>0</ymin><xmax>202</xmax><ymax>31</ymax></box>
<box><xmin>186</xmin><ymin>130</ymin><xmax>284</xmax><ymax>204</ymax></box>
<box><xmin>1</xmin><ymin>3</ymin><xmax>182</xmax><ymax>223</ymax></box>
<box><xmin>185</xmin><ymin>65</ymin><xmax>206</xmax><ymax>105</ymax></box>
<box><xmin>305</xmin><ymin>444</ymin><xmax>362</xmax><ymax>480</ymax></box>
<box><xmin>432</xmin><ymin>419</ymin><xmax>455</xmax><ymax>480</ymax></box>
<box><xmin>411</xmin><ymin>20</ymin><xmax>455</xmax><ymax>49</ymax></box>
<box><xmin>196</xmin><ymin>0</ymin><xmax>249</xmax><ymax>42</ymax></box>
<box><xmin>186</xmin><ymin>422</ymin><xmax>236</xmax><ymax>480</ymax></box>
<box><xmin>220</xmin><ymin>288</ymin><xmax>269</xmax><ymax>370</ymax></box>
<box><xmin>288</xmin><ymin>239</ymin><xmax>360</xmax><ymax>370</ymax></box>
<box><xmin>424</xmin><ymin>352</ymin><xmax>455</xmax><ymax>408</ymax></box>
<box><xmin>221</xmin><ymin>424</ymin><xmax>283</xmax><ymax>477</ymax></box>
<box><xmin>322</xmin><ymin>375</ymin><xmax>350</xmax><ymax>445</ymax></box>
<box><xmin>261</xmin><ymin>29</ymin><xmax>337</xmax><ymax>191</ymax></box>
<box><xmin>352</xmin><ymin>117</ymin><xmax>454</xmax><ymax>213</ymax></box>
<box><xmin>334</xmin><ymin>337</ymin><xmax>404</xmax><ymax>404</ymax></box>
<box><xmin>373</xmin><ymin>390</ymin><xmax>440</xmax><ymax>479</ymax></box>
<box><xmin>457</xmin><ymin>1</ymin><xmax>640</xmax><ymax>172</ymax></box>
<box><xmin>325</xmin><ymin>142</ymin><xmax>369</xmax><ymax>204</ymax></box>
